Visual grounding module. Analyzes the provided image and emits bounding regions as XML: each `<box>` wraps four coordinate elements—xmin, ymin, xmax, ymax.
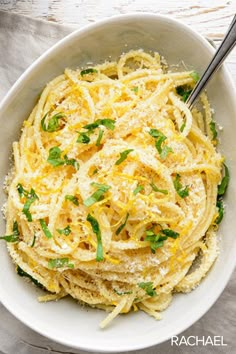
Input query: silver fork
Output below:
<box><xmin>187</xmin><ymin>15</ymin><xmax>236</xmax><ymax>110</ymax></box>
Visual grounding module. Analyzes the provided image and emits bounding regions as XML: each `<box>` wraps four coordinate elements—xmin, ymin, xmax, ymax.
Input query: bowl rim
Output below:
<box><xmin>0</xmin><ymin>12</ymin><xmax>235</xmax><ymax>353</ymax></box>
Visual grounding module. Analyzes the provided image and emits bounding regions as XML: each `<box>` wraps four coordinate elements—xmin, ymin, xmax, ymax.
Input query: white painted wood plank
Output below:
<box><xmin>0</xmin><ymin>0</ymin><xmax>235</xmax><ymax>39</ymax></box>
<box><xmin>1</xmin><ymin>0</ymin><xmax>235</xmax><ymax>80</ymax></box>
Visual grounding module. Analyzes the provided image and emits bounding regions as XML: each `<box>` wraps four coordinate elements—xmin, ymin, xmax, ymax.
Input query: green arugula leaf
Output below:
<box><xmin>215</xmin><ymin>199</ymin><xmax>224</xmax><ymax>224</ymax></box>
<box><xmin>131</xmin><ymin>86</ymin><xmax>139</xmax><ymax>93</ymax></box>
<box><xmin>22</xmin><ymin>192</ymin><xmax>37</xmax><ymax>221</ymax></box>
<box><xmin>145</xmin><ymin>230</ymin><xmax>165</xmax><ymax>253</ymax></box>
<box><xmin>115</xmin><ymin>149</ymin><xmax>134</xmax><ymax>165</ymax></box>
<box><xmin>41</xmin><ymin>112</ymin><xmax>65</xmax><ymax>132</ymax></box>
<box><xmin>149</xmin><ymin>129</ymin><xmax>173</xmax><ymax>159</ymax></box>
<box><xmin>47</xmin><ymin>147</ymin><xmax>65</xmax><ymax>167</ymax></box>
<box><xmin>90</xmin><ymin>182</ymin><xmax>110</xmax><ymax>190</ymax></box>
<box><xmin>48</xmin><ymin>258</ymin><xmax>74</xmax><ymax>269</ymax></box>
<box><xmin>173</xmin><ymin>174</ymin><xmax>189</xmax><ymax>198</ymax></box>
<box><xmin>133</xmin><ymin>185</ymin><xmax>144</xmax><ymax>195</ymax></box>
<box><xmin>65</xmin><ymin>195</ymin><xmax>79</xmax><ymax>206</ymax></box>
<box><xmin>80</xmin><ymin>68</ymin><xmax>98</xmax><ymax>76</ymax></box>
<box><xmin>39</xmin><ymin>219</ymin><xmax>53</xmax><ymax>239</ymax></box>
<box><xmin>77</xmin><ymin>132</ymin><xmax>90</xmax><ymax>144</ymax></box>
<box><xmin>0</xmin><ymin>221</ymin><xmax>20</xmax><ymax>243</ymax></box>
<box><xmin>215</xmin><ymin>164</ymin><xmax>229</xmax><ymax>225</ymax></box>
<box><xmin>150</xmin><ymin>182</ymin><xmax>168</xmax><ymax>195</ymax></box>
<box><xmin>190</xmin><ymin>71</ymin><xmax>200</xmax><ymax>82</ymax></box>
<box><xmin>57</xmin><ymin>225</ymin><xmax>71</xmax><ymax>236</ymax></box>
<box><xmin>87</xmin><ymin>213</ymin><xmax>103</xmax><ymax>261</ymax></box>
<box><xmin>116</xmin><ymin>213</ymin><xmax>129</xmax><ymax>235</ymax></box>
<box><xmin>96</xmin><ymin>128</ymin><xmax>104</xmax><ymax>146</ymax></box>
<box><xmin>17</xmin><ymin>184</ymin><xmax>39</xmax><ymax>222</ymax></box>
<box><xmin>100</xmin><ymin>119</ymin><xmax>115</xmax><ymax>131</ymax></box>
<box><xmin>83</xmin><ymin>119</ymin><xmax>115</xmax><ymax>131</ymax></box>
<box><xmin>64</xmin><ymin>155</ymin><xmax>80</xmax><ymax>170</ymax></box>
<box><xmin>17</xmin><ymin>266</ymin><xmax>44</xmax><ymax>289</ymax></box>
<box><xmin>176</xmin><ymin>86</ymin><xmax>192</xmax><ymax>102</ymax></box>
<box><xmin>161</xmin><ymin>229</ymin><xmax>179</xmax><ymax>239</ymax></box>
<box><xmin>17</xmin><ymin>183</ymin><xmax>24</xmax><ymax>197</ymax></box>
<box><xmin>160</xmin><ymin>145</ymin><xmax>173</xmax><ymax>159</ymax></box>
<box><xmin>180</xmin><ymin>122</ymin><xmax>186</xmax><ymax>132</ymax></box>
<box><xmin>218</xmin><ymin>164</ymin><xmax>229</xmax><ymax>196</ymax></box>
<box><xmin>149</xmin><ymin>129</ymin><xmax>163</xmax><ymax>139</ymax></box>
<box><xmin>83</xmin><ymin>183</ymin><xmax>111</xmax><ymax>207</ymax></box>
<box><xmin>22</xmin><ymin>188</ymin><xmax>39</xmax><ymax>222</ymax></box>
<box><xmin>138</xmin><ymin>282</ymin><xmax>157</xmax><ymax>297</ymax></box>
<box><xmin>114</xmin><ymin>289</ymin><xmax>133</xmax><ymax>296</ymax></box>
<box><xmin>210</xmin><ymin>120</ymin><xmax>218</xmax><ymax>140</ymax></box>
<box><xmin>145</xmin><ymin>227</ymin><xmax>179</xmax><ymax>253</ymax></box>
<box><xmin>77</xmin><ymin>119</ymin><xmax>115</xmax><ymax>145</ymax></box>
<box><xmin>47</xmin><ymin>147</ymin><xmax>79</xmax><ymax>169</ymax></box>
<box><xmin>31</xmin><ymin>234</ymin><xmax>36</xmax><ymax>247</ymax></box>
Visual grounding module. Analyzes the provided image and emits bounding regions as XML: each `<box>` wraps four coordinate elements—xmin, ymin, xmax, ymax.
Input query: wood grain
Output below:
<box><xmin>0</xmin><ymin>0</ymin><xmax>235</xmax><ymax>39</ymax></box>
<box><xmin>0</xmin><ymin>0</ymin><xmax>235</xmax><ymax>76</ymax></box>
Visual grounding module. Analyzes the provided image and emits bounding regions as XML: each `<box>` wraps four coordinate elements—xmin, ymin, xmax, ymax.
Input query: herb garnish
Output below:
<box><xmin>47</xmin><ymin>147</ymin><xmax>64</xmax><ymax>166</ymax></box>
<box><xmin>17</xmin><ymin>183</ymin><xmax>24</xmax><ymax>197</ymax></box>
<box><xmin>31</xmin><ymin>234</ymin><xmax>36</xmax><ymax>247</ymax></box>
<box><xmin>17</xmin><ymin>184</ymin><xmax>39</xmax><ymax>222</ymax></box>
<box><xmin>114</xmin><ymin>289</ymin><xmax>133</xmax><ymax>296</ymax></box>
<box><xmin>83</xmin><ymin>183</ymin><xmax>111</xmax><ymax>207</ymax></box>
<box><xmin>210</xmin><ymin>121</ymin><xmax>218</xmax><ymax>140</ymax></box>
<box><xmin>96</xmin><ymin>129</ymin><xmax>104</xmax><ymax>146</ymax></box>
<box><xmin>41</xmin><ymin>112</ymin><xmax>65</xmax><ymax>132</ymax></box>
<box><xmin>116</xmin><ymin>213</ymin><xmax>129</xmax><ymax>235</ymax></box>
<box><xmin>57</xmin><ymin>225</ymin><xmax>71</xmax><ymax>236</ymax></box>
<box><xmin>17</xmin><ymin>266</ymin><xmax>44</xmax><ymax>289</ymax></box>
<box><xmin>149</xmin><ymin>129</ymin><xmax>173</xmax><ymax>159</ymax></box>
<box><xmin>173</xmin><ymin>174</ymin><xmax>189</xmax><ymax>198</ymax></box>
<box><xmin>0</xmin><ymin>221</ymin><xmax>20</xmax><ymax>243</ymax></box>
<box><xmin>65</xmin><ymin>195</ymin><xmax>79</xmax><ymax>206</ymax></box>
<box><xmin>84</xmin><ymin>119</ymin><xmax>115</xmax><ymax>131</ymax></box>
<box><xmin>176</xmin><ymin>86</ymin><xmax>192</xmax><ymax>102</ymax></box>
<box><xmin>64</xmin><ymin>155</ymin><xmax>79</xmax><ymax>169</ymax></box>
<box><xmin>133</xmin><ymin>185</ymin><xmax>144</xmax><ymax>195</ymax></box>
<box><xmin>48</xmin><ymin>258</ymin><xmax>74</xmax><ymax>269</ymax></box>
<box><xmin>77</xmin><ymin>119</ymin><xmax>115</xmax><ymax>144</ymax></box>
<box><xmin>180</xmin><ymin>122</ymin><xmax>186</xmax><ymax>132</ymax></box>
<box><xmin>87</xmin><ymin>213</ymin><xmax>103</xmax><ymax>261</ymax></box>
<box><xmin>215</xmin><ymin>199</ymin><xmax>224</xmax><ymax>225</ymax></box>
<box><xmin>218</xmin><ymin>164</ymin><xmax>229</xmax><ymax>196</ymax></box>
<box><xmin>115</xmin><ymin>149</ymin><xmax>134</xmax><ymax>165</ymax></box>
<box><xmin>190</xmin><ymin>71</ymin><xmax>200</xmax><ymax>82</ymax></box>
<box><xmin>77</xmin><ymin>132</ymin><xmax>90</xmax><ymax>144</ymax></box>
<box><xmin>39</xmin><ymin>219</ymin><xmax>53</xmax><ymax>239</ymax></box>
<box><xmin>138</xmin><ymin>282</ymin><xmax>157</xmax><ymax>297</ymax></box>
<box><xmin>131</xmin><ymin>86</ymin><xmax>139</xmax><ymax>93</ymax></box>
<box><xmin>145</xmin><ymin>228</ymin><xmax>179</xmax><ymax>253</ymax></box>
<box><xmin>47</xmin><ymin>147</ymin><xmax>79</xmax><ymax>169</ymax></box>
<box><xmin>80</xmin><ymin>68</ymin><xmax>98</xmax><ymax>76</ymax></box>
<box><xmin>150</xmin><ymin>182</ymin><xmax>168</xmax><ymax>195</ymax></box>
<box><xmin>215</xmin><ymin>164</ymin><xmax>230</xmax><ymax>225</ymax></box>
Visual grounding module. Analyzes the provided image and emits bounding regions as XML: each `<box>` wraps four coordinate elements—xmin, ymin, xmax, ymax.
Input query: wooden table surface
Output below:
<box><xmin>0</xmin><ymin>1</ymin><xmax>235</xmax><ymax>354</ymax></box>
<box><xmin>1</xmin><ymin>0</ymin><xmax>236</xmax><ymax>78</ymax></box>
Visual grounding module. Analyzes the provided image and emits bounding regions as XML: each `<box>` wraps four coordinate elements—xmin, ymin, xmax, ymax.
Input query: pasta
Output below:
<box><xmin>2</xmin><ymin>50</ymin><xmax>227</xmax><ymax>328</ymax></box>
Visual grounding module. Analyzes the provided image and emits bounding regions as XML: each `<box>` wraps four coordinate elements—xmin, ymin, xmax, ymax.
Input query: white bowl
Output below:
<box><xmin>0</xmin><ymin>13</ymin><xmax>235</xmax><ymax>353</ymax></box>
